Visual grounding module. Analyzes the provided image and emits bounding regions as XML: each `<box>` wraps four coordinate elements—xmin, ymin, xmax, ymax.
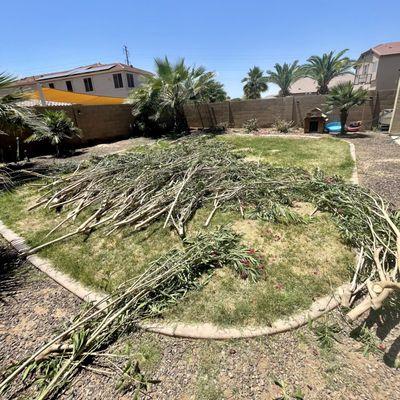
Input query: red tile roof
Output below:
<box><xmin>372</xmin><ymin>41</ymin><xmax>400</xmax><ymax>56</ymax></box>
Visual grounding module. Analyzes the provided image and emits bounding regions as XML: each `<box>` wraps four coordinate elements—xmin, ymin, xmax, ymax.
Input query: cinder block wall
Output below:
<box><xmin>0</xmin><ymin>104</ymin><xmax>135</xmax><ymax>161</ymax></box>
<box><xmin>185</xmin><ymin>90</ymin><xmax>396</xmax><ymax>130</ymax></box>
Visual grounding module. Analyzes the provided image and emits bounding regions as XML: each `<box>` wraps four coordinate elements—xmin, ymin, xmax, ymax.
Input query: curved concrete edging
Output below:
<box><xmin>343</xmin><ymin>140</ymin><xmax>359</xmax><ymax>185</ymax></box>
<box><xmin>0</xmin><ymin>219</ymin><xmax>350</xmax><ymax>340</ymax></box>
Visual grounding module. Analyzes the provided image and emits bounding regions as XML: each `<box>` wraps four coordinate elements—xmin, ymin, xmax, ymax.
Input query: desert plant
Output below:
<box><xmin>266</xmin><ymin>61</ymin><xmax>303</xmax><ymax>96</ymax></box>
<box><xmin>325</xmin><ymin>82</ymin><xmax>368</xmax><ymax>134</ymax></box>
<box><xmin>302</xmin><ymin>50</ymin><xmax>355</xmax><ymax>94</ymax></box>
<box><xmin>272</xmin><ymin>119</ymin><xmax>295</xmax><ymax>133</ymax></box>
<box><xmin>243</xmin><ymin>118</ymin><xmax>259</xmax><ymax>133</ymax></box>
<box><xmin>241</xmin><ymin>67</ymin><xmax>268</xmax><ymax>99</ymax></box>
<box><xmin>0</xmin><ymin>72</ymin><xmax>48</xmax><ymax>160</ymax></box>
<box><xmin>126</xmin><ymin>57</ymin><xmax>226</xmax><ymax>133</ymax></box>
<box><xmin>26</xmin><ymin>110</ymin><xmax>81</xmax><ymax>157</ymax></box>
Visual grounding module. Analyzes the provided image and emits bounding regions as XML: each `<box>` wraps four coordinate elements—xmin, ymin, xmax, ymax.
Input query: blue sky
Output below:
<box><xmin>1</xmin><ymin>0</ymin><xmax>399</xmax><ymax>97</ymax></box>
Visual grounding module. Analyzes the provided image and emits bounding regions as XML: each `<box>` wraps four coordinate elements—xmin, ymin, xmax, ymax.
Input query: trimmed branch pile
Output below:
<box><xmin>0</xmin><ymin>228</ymin><xmax>262</xmax><ymax>399</ymax></box>
<box><xmin>27</xmin><ymin>138</ymin><xmax>310</xmax><ymax>253</ymax></box>
<box><xmin>25</xmin><ymin>137</ymin><xmax>400</xmax><ymax>320</ymax></box>
<box><xmin>1</xmin><ymin>136</ymin><xmax>399</xmax><ymax>398</ymax></box>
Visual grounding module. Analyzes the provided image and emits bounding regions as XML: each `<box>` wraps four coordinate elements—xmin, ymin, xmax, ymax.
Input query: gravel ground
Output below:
<box><xmin>346</xmin><ymin>131</ymin><xmax>400</xmax><ymax>208</ymax></box>
<box><xmin>1</xmin><ymin>132</ymin><xmax>400</xmax><ymax>399</ymax></box>
<box><xmin>1</xmin><ymin>238</ymin><xmax>399</xmax><ymax>399</ymax></box>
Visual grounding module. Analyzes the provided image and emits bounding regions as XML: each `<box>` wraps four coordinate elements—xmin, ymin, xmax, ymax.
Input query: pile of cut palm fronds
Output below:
<box><xmin>0</xmin><ymin>228</ymin><xmax>262</xmax><ymax>399</ymax></box>
<box><xmin>24</xmin><ymin>137</ymin><xmax>400</xmax><ymax>321</ymax></box>
<box><xmin>1</xmin><ymin>136</ymin><xmax>399</xmax><ymax>398</ymax></box>
<box><xmin>27</xmin><ymin>138</ymin><xmax>311</xmax><ymax>253</ymax></box>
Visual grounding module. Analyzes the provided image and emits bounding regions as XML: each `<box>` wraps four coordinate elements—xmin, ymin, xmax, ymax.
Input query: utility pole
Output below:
<box><xmin>123</xmin><ymin>45</ymin><xmax>130</xmax><ymax>65</ymax></box>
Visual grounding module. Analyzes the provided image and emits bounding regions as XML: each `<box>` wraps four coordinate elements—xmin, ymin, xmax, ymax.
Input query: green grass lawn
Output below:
<box><xmin>219</xmin><ymin>135</ymin><xmax>354</xmax><ymax>179</ymax></box>
<box><xmin>0</xmin><ymin>136</ymin><xmax>355</xmax><ymax>326</ymax></box>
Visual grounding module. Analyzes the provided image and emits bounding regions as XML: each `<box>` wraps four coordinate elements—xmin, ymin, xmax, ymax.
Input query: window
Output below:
<box><xmin>113</xmin><ymin>73</ymin><xmax>123</xmax><ymax>88</ymax></box>
<box><xmin>127</xmin><ymin>73</ymin><xmax>135</xmax><ymax>88</ymax></box>
<box><xmin>84</xmin><ymin>77</ymin><xmax>94</xmax><ymax>92</ymax></box>
<box><xmin>66</xmin><ymin>80</ymin><xmax>73</xmax><ymax>92</ymax></box>
<box><xmin>48</xmin><ymin>83</ymin><xmax>54</xmax><ymax>89</ymax></box>
<box><xmin>362</xmin><ymin>64</ymin><xmax>369</xmax><ymax>74</ymax></box>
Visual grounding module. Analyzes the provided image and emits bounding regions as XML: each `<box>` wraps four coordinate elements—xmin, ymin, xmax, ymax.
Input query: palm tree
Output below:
<box><xmin>0</xmin><ymin>72</ymin><xmax>47</xmax><ymax>160</ymax></box>
<box><xmin>26</xmin><ymin>110</ymin><xmax>81</xmax><ymax>157</ymax></box>
<box><xmin>266</xmin><ymin>61</ymin><xmax>303</xmax><ymax>96</ymax></box>
<box><xmin>302</xmin><ymin>50</ymin><xmax>354</xmax><ymax>94</ymax></box>
<box><xmin>127</xmin><ymin>57</ymin><xmax>225</xmax><ymax>133</ymax></box>
<box><xmin>241</xmin><ymin>67</ymin><xmax>268</xmax><ymax>99</ymax></box>
<box><xmin>325</xmin><ymin>82</ymin><xmax>368</xmax><ymax>134</ymax></box>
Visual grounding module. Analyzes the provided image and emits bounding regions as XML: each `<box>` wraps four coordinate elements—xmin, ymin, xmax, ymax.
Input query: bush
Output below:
<box><xmin>272</xmin><ymin>119</ymin><xmax>295</xmax><ymax>133</ymax></box>
<box><xmin>243</xmin><ymin>118</ymin><xmax>259</xmax><ymax>134</ymax></box>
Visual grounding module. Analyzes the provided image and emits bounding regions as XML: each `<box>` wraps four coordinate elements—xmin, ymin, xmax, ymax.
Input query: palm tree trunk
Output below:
<box><xmin>55</xmin><ymin>143</ymin><xmax>60</xmax><ymax>158</ymax></box>
<box><xmin>340</xmin><ymin>110</ymin><xmax>348</xmax><ymax>135</ymax></box>
<box><xmin>174</xmin><ymin>107</ymin><xmax>189</xmax><ymax>133</ymax></box>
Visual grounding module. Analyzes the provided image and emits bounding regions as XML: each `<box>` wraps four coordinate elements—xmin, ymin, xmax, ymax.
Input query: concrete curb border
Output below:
<box><xmin>343</xmin><ymin>140</ymin><xmax>359</xmax><ymax>185</ymax></box>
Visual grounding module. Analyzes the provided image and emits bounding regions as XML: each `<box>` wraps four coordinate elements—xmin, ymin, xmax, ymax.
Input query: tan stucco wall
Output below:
<box><xmin>375</xmin><ymin>54</ymin><xmax>400</xmax><ymax>91</ymax></box>
<box><xmin>389</xmin><ymin>79</ymin><xmax>400</xmax><ymax>133</ymax></box>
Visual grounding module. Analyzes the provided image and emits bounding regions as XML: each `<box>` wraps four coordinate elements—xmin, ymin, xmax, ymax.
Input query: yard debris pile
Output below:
<box><xmin>1</xmin><ymin>136</ymin><xmax>399</xmax><ymax>399</ymax></box>
<box><xmin>26</xmin><ymin>136</ymin><xmax>400</xmax><ymax>321</ymax></box>
<box><xmin>0</xmin><ymin>228</ymin><xmax>262</xmax><ymax>399</ymax></box>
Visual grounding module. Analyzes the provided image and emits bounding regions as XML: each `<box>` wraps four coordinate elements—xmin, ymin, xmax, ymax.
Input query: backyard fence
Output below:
<box><xmin>0</xmin><ymin>104</ymin><xmax>134</xmax><ymax>161</ymax></box>
<box><xmin>184</xmin><ymin>90</ymin><xmax>397</xmax><ymax>130</ymax></box>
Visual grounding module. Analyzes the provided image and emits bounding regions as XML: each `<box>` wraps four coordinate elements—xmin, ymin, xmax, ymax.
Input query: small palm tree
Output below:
<box><xmin>241</xmin><ymin>67</ymin><xmax>268</xmax><ymax>99</ymax></box>
<box><xmin>127</xmin><ymin>57</ymin><xmax>225</xmax><ymax>133</ymax></box>
<box><xmin>266</xmin><ymin>61</ymin><xmax>303</xmax><ymax>96</ymax></box>
<box><xmin>325</xmin><ymin>82</ymin><xmax>368</xmax><ymax>134</ymax></box>
<box><xmin>26</xmin><ymin>110</ymin><xmax>81</xmax><ymax>157</ymax></box>
<box><xmin>0</xmin><ymin>72</ymin><xmax>48</xmax><ymax>160</ymax></box>
<box><xmin>302</xmin><ymin>50</ymin><xmax>354</xmax><ymax>94</ymax></box>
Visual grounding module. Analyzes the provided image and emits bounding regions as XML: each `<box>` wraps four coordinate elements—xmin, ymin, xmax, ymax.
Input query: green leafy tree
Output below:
<box><xmin>302</xmin><ymin>50</ymin><xmax>354</xmax><ymax>94</ymax></box>
<box><xmin>266</xmin><ymin>61</ymin><xmax>303</xmax><ymax>96</ymax></box>
<box><xmin>26</xmin><ymin>110</ymin><xmax>81</xmax><ymax>157</ymax></box>
<box><xmin>241</xmin><ymin>66</ymin><xmax>268</xmax><ymax>99</ymax></box>
<box><xmin>325</xmin><ymin>82</ymin><xmax>368</xmax><ymax>134</ymax></box>
<box><xmin>0</xmin><ymin>72</ymin><xmax>48</xmax><ymax>160</ymax></box>
<box><xmin>127</xmin><ymin>57</ymin><xmax>226</xmax><ymax>133</ymax></box>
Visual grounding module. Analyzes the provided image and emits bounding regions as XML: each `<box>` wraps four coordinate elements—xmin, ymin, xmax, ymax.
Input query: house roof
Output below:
<box><xmin>12</xmin><ymin>63</ymin><xmax>153</xmax><ymax>86</ymax></box>
<box><xmin>360</xmin><ymin>41</ymin><xmax>400</xmax><ymax>58</ymax></box>
<box><xmin>289</xmin><ymin>73</ymin><xmax>354</xmax><ymax>94</ymax></box>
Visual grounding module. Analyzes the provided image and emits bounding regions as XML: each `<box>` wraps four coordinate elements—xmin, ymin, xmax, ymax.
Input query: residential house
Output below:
<box><xmin>289</xmin><ymin>74</ymin><xmax>354</xmax><ymax>95</ymax></box>
<box><xmin>9</xmin><ymin>63</ymin><xmax>153</xmax><ymax>98</ymax></box>
<box><xmin>354</xmin><ymin>41</ymin><xmax>400</xmax><ymax>91</ymax></box>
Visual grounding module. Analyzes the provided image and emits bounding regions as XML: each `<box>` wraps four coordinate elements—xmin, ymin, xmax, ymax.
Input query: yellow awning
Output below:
<box><xmin>31</xmin><ymin>87</ymin><xmax>125</xmax><ymax>105</ymax></box>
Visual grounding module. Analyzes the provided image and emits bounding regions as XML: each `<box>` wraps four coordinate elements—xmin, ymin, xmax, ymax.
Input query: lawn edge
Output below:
<box><xmin>0</xmin><ymin>218</ymin><xmax>350</xmax><ymax>340</ymax></box>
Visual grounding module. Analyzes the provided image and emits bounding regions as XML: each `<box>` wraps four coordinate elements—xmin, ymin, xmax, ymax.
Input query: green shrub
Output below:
<box><xmin>243</xmin><ymin>118</ymin><xmax>259</xmax><ymax>134</ymax></box>
<box><xmin>272</xmin><ymin>118</ymin><xmax>295</xmax><ymax>133</ymax></box>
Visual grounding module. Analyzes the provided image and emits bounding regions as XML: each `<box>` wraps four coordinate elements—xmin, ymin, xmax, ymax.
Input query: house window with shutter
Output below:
<box><xmin>84</xmin><ymin>77</ymin><xmax>94</xmax><ymax>92</ymax></box>
<box><xmin>127</xmin><ymin>73</ymin><xmax>135</xmax><ymax>88</ymax></box>
<box><xmin>66</xmin><ymin>80</ymin><xmax>73</xmax><ymax>92</ymax></box>
<box><xmin>113</xmin><ymin>73</ymin><xmax>123</xmax><ymax>88</ymax></box>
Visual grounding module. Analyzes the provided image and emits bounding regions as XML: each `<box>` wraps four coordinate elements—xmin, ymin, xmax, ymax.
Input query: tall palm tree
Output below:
<box><xmin>0</xmin><ymin>72</ymin><xmax>48</xmax><ymax>159</ymax></box>
<box><xmin>266</xmin><ymin>61</ymin><xmax>303</xmax><ymax>96</ymax></box>
<box><xmin>241</xmin><ymin>67</ymin><xmax>268</xmax><ymax>99</ymax></box>
<box><xmin>127</xmin><ymin>57</ymin><xmax>225</xmax><ymax>133</ymax></box>
<box><xmin>26</xmin><ymin>110</ymin><xmax>81</xmax><ymax>157</ymax></box>
<box><xmin>302</xmin><ymin>50</ymin><xmax>354</xmax><ymax>94</ymax></box>
<box><xmin>325</xmin><ymin>82</ymin><xmax>368</xmax><ymax>134</ymax></box>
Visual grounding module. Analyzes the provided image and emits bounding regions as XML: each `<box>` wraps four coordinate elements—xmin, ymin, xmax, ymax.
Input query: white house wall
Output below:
<box><xmin>40</xmin><ymin>71</ymin><xmax>146</xmax><ymax>98</ymax></box>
